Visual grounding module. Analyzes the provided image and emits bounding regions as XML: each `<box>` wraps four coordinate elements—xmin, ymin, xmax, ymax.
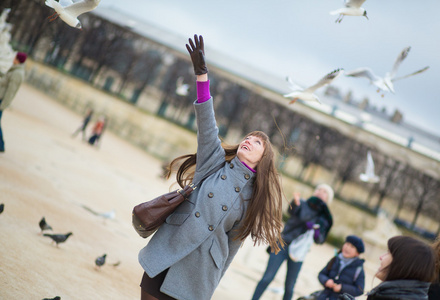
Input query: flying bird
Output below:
<box><xmin>99</xmin><ymin>209</ymin><xmax>115</xmax><ymax>221</ymax></box>
<box><xmin>43</xmin><ymin>232</ymin><xmax>73</xmax><ymax>247</ymax></box>
<box><xmin>0</xmin><ymin>203</ymin><xmax>4</xmax><ymax>214</ymax></box>
<box><xmin>39</xmin><ymin>217</ymin><xmax>53</xmax><ymax>234</ymax></box>
<box><xmin>345</xmin><ymin>46</ymin><xmax>429</xmax><ymax>97</ymax></box>
<box><xmin>283</xmin><ymin>69</ymin><xmax>344</xmax><ymax>104</ymax></box>
<box><xmin>360</xmin><ymin>151</ymin><xmax>380</xmax><ymax>183</ymax></box>
<box><xmin>45</xmin><ymin>0</ymin><xmax>101</xmax><ymax>29</ymax></box>
<box><xmin>330</xmin><ymin>0</ymin><xmax>368</xmax><ymax>23</ymax></box>
<box><xmin>95</xmin><ymin>254</ymin><xmax>107</xmax><ymax>270</ymax></box>
<box><xmin>175</xmin><ymin>76</ymin><xmax>189</xmax><ymax>97</ymax></box>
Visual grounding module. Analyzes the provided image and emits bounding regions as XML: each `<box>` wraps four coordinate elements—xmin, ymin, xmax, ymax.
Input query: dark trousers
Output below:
<box><xmin>252</xmin><ymin>246</ymin><xmax>303</xmax><ymax>300</ymax></box>
<box><xmin>0</xmin><ymin>110</ymin><xmax>4</xmax><ymax>151</ymax></box>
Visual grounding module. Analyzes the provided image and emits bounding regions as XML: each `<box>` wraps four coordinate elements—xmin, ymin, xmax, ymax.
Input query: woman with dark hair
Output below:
<box><xmin>366</xmin><ymin>235</ymin><xmax>436</xmax><ymax>300</ymax></box>
<box><xmin>429</xmin><ymin>234</ymin><xmax>440</xmax><ymax>300</ymax></box>
<box><xmin>137</xmin><ymin>35</ymin><xmax>285</xmax><ymax>300</ymax></box>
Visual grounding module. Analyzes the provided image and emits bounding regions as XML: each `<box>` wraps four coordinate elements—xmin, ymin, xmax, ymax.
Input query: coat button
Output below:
<box><xmin>235</xmin><ymin>187</ymin><xmax>240</xmax><ymax>192</ymax></box>
<box><xmin>222</xmin><ymin>205</ymin><xmax>228</xmax><ymax>211</ymax></box>
<box><xmin>229</xmin><ymin>163</ymin><xmax>234</xmax><ymax>169</ymax></box>
<box><xmin>221</xmin><ymin>175</ymin><xmax>227</xmax><ymax>180</ymax></box>
<box><xmin>208</xmin><ymin>192</ymin><xmax>214</xmax><ymax>198</ymax></box>
<box><xmin>195</xmin><ymin>212</ymin><xmax>200</xmax><ymax>217</ymax></box>
<box><xmin>244</xmin><ymin>174</ymin><xmax>250</xmax><ymax>180</ymax></box>
<box><xmin>208</xmin><ymin>225</ymin><xmax>214</xmax><ymax>231</ymax></box>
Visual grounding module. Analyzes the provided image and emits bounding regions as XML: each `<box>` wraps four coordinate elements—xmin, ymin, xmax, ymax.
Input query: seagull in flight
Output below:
<box><xmin>45</xmin><ymin>0</ymin><xmax>101</xmax><ymax>29</ymax></box>
<box><xmin>345</xmin><ymin>46</ymin><xmax>429</xmax><ymax>97</ymax></box>
<box><xmin>330</xmin><ymin>0</ymin><xmax>369</xmax><ymax>23</ymax></box>
<box><xmin>175</xmin><ymin>76</ymin><xmax>189</xmax><ymax>97</ymax></box>
<box><xmin>283</xmin><ymin>69</ymin><xmax>344</xmax><ymax>104</ymax></box>
<box><xmin>360</xmin><ymin>151</ymin><xmax>380</xmax><ymax>183</ymax></box>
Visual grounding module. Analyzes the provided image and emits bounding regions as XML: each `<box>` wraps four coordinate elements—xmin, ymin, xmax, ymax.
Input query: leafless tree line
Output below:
<box><xmin>3</xmin><ymin>0</ymin><xmax>439</xmax><ymax>237</ymax></box>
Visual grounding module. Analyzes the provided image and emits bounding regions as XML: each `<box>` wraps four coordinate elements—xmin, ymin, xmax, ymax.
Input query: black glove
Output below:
<box><xmin>186</xmin><ymin>34</ymin><xmax>208</xmax><ymax>75</ymax></box>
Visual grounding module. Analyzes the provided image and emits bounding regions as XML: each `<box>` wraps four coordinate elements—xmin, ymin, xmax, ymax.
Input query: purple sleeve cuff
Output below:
<box><xmin>314</xmin><ymin>228</ymin><xmax>320</xmax><ymax>240</ymax></box>
<box><xmin>196</xmin><ymin>80</ymin><xmax>211</xmax><ymax>103</ymax></box>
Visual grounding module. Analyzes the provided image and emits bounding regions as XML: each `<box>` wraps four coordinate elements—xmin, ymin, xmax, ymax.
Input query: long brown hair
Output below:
<box><xmin>381</xmin><ymin>235</ymin><xmax>436</xmax><ymax>282</ymax></box>
<box><xmin>166</xmin><ymin>131</ymin><xmax>285</xmax><ymax>253</ymax></box>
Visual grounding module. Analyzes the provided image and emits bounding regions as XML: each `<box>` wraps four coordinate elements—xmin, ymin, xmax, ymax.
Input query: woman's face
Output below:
<box><xmin>342</xmin><ymin>242</ymin><xmax>359</xmax><ymax>259</ymax></box>
<box><xmin>236</xmin><ymin>135</ymin><xmax>265</xmax><ymax>169</ymax></box>
<box><xmin>376</xmin><ymin>251</ymin><xmax>393</xmax><ymax>281</ymax></box>
<box><xmin>313</xmin><ymin>187</ymin><xmax>329</xmax><ymax>203</ymax></box>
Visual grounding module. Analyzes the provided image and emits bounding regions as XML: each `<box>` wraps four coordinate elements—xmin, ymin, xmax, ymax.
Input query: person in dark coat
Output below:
<box><xmin>138</xmin><ymin>34</ymin><xmax>285</xmax><ymax>300</ymax></box>
<box><xmin>429</xmin><ymin>234</ymin><xmax>440</xmax><ymax>300</ymax></box>
<box><xmin>364</xmin><ymin>235</ymin><xmax>435</xmax><ymax>300</ymax></box>
<box><xmin>252</xmin><ymin>184</ymin><xmax>334</xmax><ymax>300</ymax></box>
<box><xmin>317</xmin><ymin>235</ymin><xmax>365</xmax><ymax>300</ymax></box>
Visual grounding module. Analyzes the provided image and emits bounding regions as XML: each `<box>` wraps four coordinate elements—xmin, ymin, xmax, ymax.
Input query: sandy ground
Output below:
<box><xmin>0</xmin><ymin>84</ymin><xmax>378</xmax><ymax>300</ymax></box>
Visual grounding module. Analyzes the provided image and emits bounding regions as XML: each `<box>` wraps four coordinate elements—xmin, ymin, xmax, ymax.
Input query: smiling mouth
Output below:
<box><xmin>242</xmin><ymin>145</ymin><xmax>250</xmax><ymax>151</ymax></box>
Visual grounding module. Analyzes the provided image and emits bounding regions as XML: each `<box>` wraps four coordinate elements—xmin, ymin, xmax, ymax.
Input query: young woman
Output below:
<box><xmin>137</xmin><ymin>35</ymin><xmax>285</xmax><ymax>300</ymax></box>
<box><xmin>317</xmin><ymin>235</ymin><xmax>365</xmax><ymax>300</ymax></box>
<box><xmin>252</xmin><ymin>184</ymin><xmax>334</xmax><ymax>300</ymax></box>
<box><xmin>366</xmin><ymin>235</ymin><xmax>436</xmax><ymax>300</ymax></box>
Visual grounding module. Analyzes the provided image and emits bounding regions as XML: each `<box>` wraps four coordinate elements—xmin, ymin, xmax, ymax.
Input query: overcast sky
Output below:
<box><xmin>102</xmin><ymin>0</ymin><xmax>440</xmax><ymax>135</ymax></box>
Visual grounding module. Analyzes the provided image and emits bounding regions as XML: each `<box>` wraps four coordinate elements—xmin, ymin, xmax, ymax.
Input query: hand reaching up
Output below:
<box><xmin>186</xmin><ymin>34</ymin><xmax>208</xmax><ymax>75</ymax></box>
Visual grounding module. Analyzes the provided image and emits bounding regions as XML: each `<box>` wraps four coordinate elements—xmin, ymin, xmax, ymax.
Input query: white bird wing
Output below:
<box><xmin>59</xmin><ymin>0</ymin><xmax>74</xmax><ymax>7</ymax></box>
<box><xmin>388</xmin><ymin>46</ymin><xmax>411</xmax><ymax>79</ymax></box>
<box><xmin>64</xmin><ymin>0</ymin><xmax>100</xmax><ymax>18</ymax></box>
<box><xmin>345</xmin><ymin>0</ymin><xmax>367</xmax><ymax>8</ymax></box>
<box><xmin>392</xmin><ymin>66</ymin><xmax>429</xmax><ymax>82</ymax></box>
<box><xmin>345</xmin><ymin>67</ymin><xmax>380</xmax><ymax>83</ymax></box>
<box><xmin>304</xmin><ymin>69</ymin><xmax>344</xmax><ymax>93</ymax></box>
<box><xmin>285</xmin><ymin>76</ymin><xmax>304</xmax><ymax>91</ymax></box>
<box><xmin>365</xmin><ymin>151</ymin><xmax>376</xmax><ymax>176</ymax></box>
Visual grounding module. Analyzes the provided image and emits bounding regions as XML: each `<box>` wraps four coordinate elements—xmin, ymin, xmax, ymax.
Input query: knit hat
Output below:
<box><xmin>346</xmin><ymin>235</ymin><xmax>365</xmax><ymax>254</ymax></box>
<box><xmin>315</xmin><ymin>183</ymin><xmax>334</xmax><ymax>204</ymax></box>
<box><xmin>16</xmin><ymin>52</ymin><xmax>27</xmax><ymax>64</ymax></box>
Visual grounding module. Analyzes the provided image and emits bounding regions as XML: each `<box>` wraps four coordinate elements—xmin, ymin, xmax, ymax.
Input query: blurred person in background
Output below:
<box><xmin>0</xmin><ymin>52</ymin><xmax>26</xmax><ymax>152</ymax></box>
<box><xmin>252</xmin><ymin>184</ymin><xmax>334</xmax><ymax>300</ymax></box>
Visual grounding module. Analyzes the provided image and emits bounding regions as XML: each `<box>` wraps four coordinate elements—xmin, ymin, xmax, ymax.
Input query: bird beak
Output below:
<box><xmin>364</xmin><ymin>15</ymin><xmax>369</xmax><ymax>20</ymax></box>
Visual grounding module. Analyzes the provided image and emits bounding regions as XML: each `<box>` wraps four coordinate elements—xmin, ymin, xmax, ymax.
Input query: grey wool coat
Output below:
<box><xmin>139</xmin><ymin>98</ymin><xmax>256</xmax><ymax>300</ymax></box>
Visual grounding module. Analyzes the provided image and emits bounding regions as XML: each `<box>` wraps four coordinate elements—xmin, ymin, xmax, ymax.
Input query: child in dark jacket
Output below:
<box><xmin>317</xmin><ymin>235</ymin><xmax>365</xmax><ymax>300</ymax></box>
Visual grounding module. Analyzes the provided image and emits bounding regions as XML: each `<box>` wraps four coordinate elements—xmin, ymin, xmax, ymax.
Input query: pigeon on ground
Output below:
<box><xmin>0</xmin><ymin>203</ymin><xmax>4</xmax><ymax>214</ymax></box>
<box><xmin>360</xmin><ymin>151</ymin><xmax>380</xmax><ymax>183</ymax></box>
<box><xmin>95</xmin><ymin>254</ymin><xmax>107</xmax><ymax>270</ymax></box>
<box><xmin>330</xmin><ymin>0</ymin><xmax>368</xmax><ymax>23</ymax></box>
<box><xmin>39</xmin><ymin>217</ymin><xmax>53</xmax><ymax>234</ymax></box>
<box><xmin>43</xmin><ymin>232</ymin><xmax>73</xmax><ymax>247</ymax></box>
<box><xmin>45</xmin><ymin>0</ymin><xmax>101</xmax><ymax>29</ymax></box>
<box><xmin>111</xmin><ymin>261</ymin><xmax>121</xmax><ymax>267</ymax></box>
<box><xmin>345</xmin><ymin>46</ymin><xmax>429</xmax><ymax>97</ymax></box>
<box><xmin>42</xmin><ymin>297</ymin><xmax>61</xmax><ymax>300</ymax></box>
<box><xmin>283</xmin><ymin>69</ymin><xmax>344</xmax><ymax>104</ymax></box>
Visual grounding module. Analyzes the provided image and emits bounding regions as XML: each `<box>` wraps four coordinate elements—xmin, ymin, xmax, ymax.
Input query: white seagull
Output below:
<box><xmin>283</xmin><ymin>69</ymin><xmax>344</xmax><ymax>104</ymax></box>
<box><xmin>360</xmin><ymin>151</ymin><xmax>380</xmax><ymax>183</ymax></box>
<box><xmin>175</xmin><ymin>76</ymin><xmax>189</xmax><ymax>97</ymax></box>
<box><xmin>345</xmin><ymin>46</ymin><xmax>429</xmax><ymax>97</ymax></box>
<box><xmin>45</xmin><ymin>0</ymin><xmax>101</xmax><ymax>29</ymax></box>
<box><xmin>330</xmin><ymin>0</ymin><xmax>369</xmax><ymax>23</ymax></box>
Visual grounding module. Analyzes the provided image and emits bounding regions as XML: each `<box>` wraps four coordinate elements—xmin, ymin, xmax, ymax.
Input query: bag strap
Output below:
<box><xmin>192</xmin><ymin>162</ymin><xmax>225</xmax><ymax>188</ymax></box>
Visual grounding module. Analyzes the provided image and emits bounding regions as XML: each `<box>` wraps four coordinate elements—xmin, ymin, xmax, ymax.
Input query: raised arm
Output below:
<box><xmin>186</xmin><ymin>35</ymin><xmax>224</xmax><ymax>179</ymax></box>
